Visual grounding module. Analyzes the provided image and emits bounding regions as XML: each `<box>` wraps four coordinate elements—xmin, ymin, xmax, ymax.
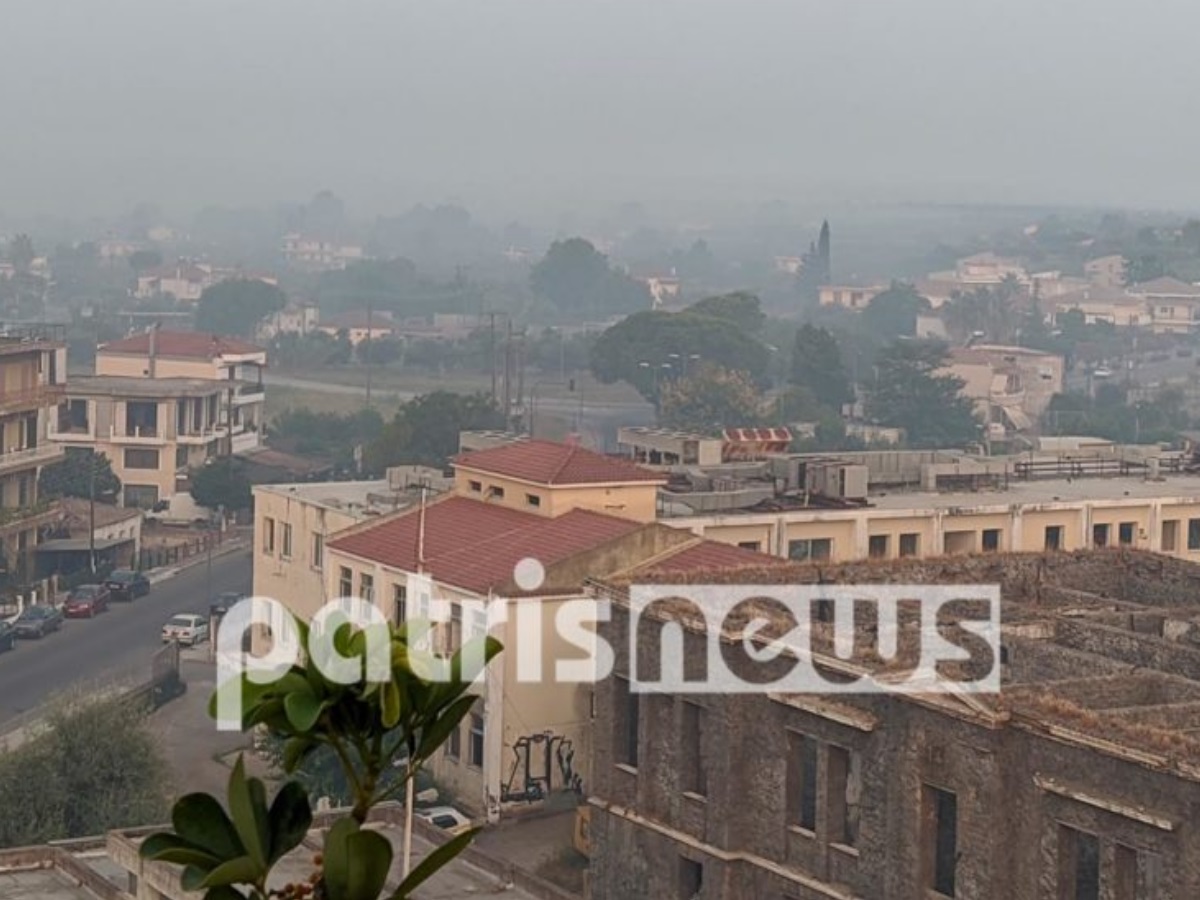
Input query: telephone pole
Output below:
<box><xmin>502</xmin><ymin>319</ymin><xmax>513</xmax><ymax>428</ymax></box>
<box><xmin>364</xmin><ymin>300</ymin><xmax>373</xmax><ymax>408</ymax></box>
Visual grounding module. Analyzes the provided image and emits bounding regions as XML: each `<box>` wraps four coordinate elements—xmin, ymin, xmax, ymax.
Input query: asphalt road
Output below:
<box><xmin>0</xmin><ymin>548</ymin><xmax>252</xmax><ymax>727</ymax></box>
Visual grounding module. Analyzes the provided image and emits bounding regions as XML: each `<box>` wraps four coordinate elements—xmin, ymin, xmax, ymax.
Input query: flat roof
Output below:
<box><xmin>65</xmin><ymin>376</ymin><xmax>225</xmax><ymax>398</ymax></box>
<box><xmin>254</xmin><ymin>480</ymin><xmax>411</xmax><ymax>515</ymax></box>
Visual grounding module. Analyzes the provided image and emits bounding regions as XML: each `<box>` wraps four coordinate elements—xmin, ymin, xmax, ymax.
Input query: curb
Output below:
<box><xmin>144</xmin><ymin>538</ymin><xmax>250</xmax><ymax>586</ymax></box>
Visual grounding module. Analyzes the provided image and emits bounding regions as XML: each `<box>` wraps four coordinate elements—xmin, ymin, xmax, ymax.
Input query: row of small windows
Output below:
<box><xmin>466</xmin><ymin>479</ymin><xmax>541</xmax><ymax>507</ymax></box>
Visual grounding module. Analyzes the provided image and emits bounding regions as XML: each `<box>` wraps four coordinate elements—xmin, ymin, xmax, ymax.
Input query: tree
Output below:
<box><xmin>590</xmin><ymin>310</ymin><xmax>769</xmax><ymax>403</ymax></box>
<box><xmin>6</xmin><ymin>233</ymin><xmax>35</xmax><ymax>273</ymax></box>
<box><xmin>38</xmin><ymin>448</ymin><xmax>121</xmax><ymax>500</ymax></box>
<box><xmin>1124</xmin><ymin>254</ymin><xmax>1165</xmax><ymax>286</ymax></box>
<box><xmin>686</xmin><ymin>291</ymin><xmax>766</xmax><ymax>336</ymax></box>
<box><xmin>0</xmin><ymin>694</ymin><xmax>170</xmax><ymax>848</ymax></box>
<box><xmin>128</xmin><ymin>249</ymin><xmax>163</xmax><ymax>272</ymax></box>
<box><xmin>140</xmin><ymin>620</ymin><xmax>502</xmax><ymax>900</ymax></box>
<box><xmin>861</xmin><ymin>282</ymin><xmax>931</xmax><ymax>341</ymax></box>
<box><xmin>195</xmin><ymin>279</ymin><xmax>287</xmax><ymax>337</ymax></box>
<box><xmin>530</xmin><ymin>238</ymin><xmax>650</xmax><ymax>318</ymax></box>
<box><xmin>864</xmin><ymin>340</ymin><xmax>981</xmax><ymax>448</ymax></box>
<box><xmin>364</xmin><ymin>391</ymin><xmax>505</xmax><ymax>472</ymax></box>
<box><xmin>790</xmin><ymin>324</ymin><xmax>854</xmax><ymax>409</ymax></box>
<box><xmin>271</xmin><ymin>407</ymin><xmax>384</xmax><ymax>471</ymax></box>
<box><xmin>658</xmin><ymin>364</ymin><xmax>763</xmax><ymax>435</ymax></box>
<box><xmin>190</xmin><ymin>458</ymin><xmax>252</xmax><ymax>512</ymax></box>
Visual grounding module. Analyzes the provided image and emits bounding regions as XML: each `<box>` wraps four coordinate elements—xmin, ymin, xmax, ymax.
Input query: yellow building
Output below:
<box><xmin>0</xmin><ymin>327</ymin><xmax>67</xmax><ymax>599</ymax></box>
<box><xmin>50</xmin><ymin>376</ymin><xmax>225</xmax><ymax>508</ymax></box>
<box><xmin>95</xmin><ymin>330</ymin><xmax>267</xmax><ymax>454</ymax></box>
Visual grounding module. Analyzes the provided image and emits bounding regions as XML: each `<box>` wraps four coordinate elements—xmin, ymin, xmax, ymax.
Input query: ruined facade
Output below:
<box><xmin>588</xmin><ymin>550</ymin><xmax>1200</xmax><ymax>899</ymax></box>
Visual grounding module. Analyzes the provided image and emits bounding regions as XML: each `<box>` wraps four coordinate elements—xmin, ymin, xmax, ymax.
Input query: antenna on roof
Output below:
<box><xmin>416</xmin><ymin>486</ymin><xmax>428</xmax><ymax>575</ymax></box>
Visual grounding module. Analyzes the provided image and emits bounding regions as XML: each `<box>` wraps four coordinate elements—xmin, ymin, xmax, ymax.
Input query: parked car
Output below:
<box><xmin>0</xmin><ymin>620</ymin><xmax>15</xmax><ymax>652</ymax></box>
<box><xmin>13</xmin><ymin>604</ymin><xmax>63</xmax><ymax>638</ymax></box>
<box><xmin>414</xmin><ymin>806</ymin><xmax>472</xmax><ymax>836</ymax></box>
<box><xmin>64</xmin><ymin>584</ymin><xmax>110</xmax><ymax>618</ymax></box>
<box><xmin>105</xmin><ymin>569</ymin><xmax>150</xmax><ymax>601</ymax></box>
<box><xmin>162</xmin><ymin>613</ymin><xmax>209</xmax><ymax>646</ymax></box>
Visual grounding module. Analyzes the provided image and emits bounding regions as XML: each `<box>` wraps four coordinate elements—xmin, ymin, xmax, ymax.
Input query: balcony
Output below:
<box><xmin>176</xmin><ymin>428</ymin><xmax>222</xmax><ymax>446</ymax></box>
<box><xmin>0</xmin><ymin>498</ymin><xmax>60</xmax><ymax>535</ymax></box>
<box><xmin>232</xmin><ymin>384</ymin><xmax>265</xmax><ymax>406</ymax></box>
<box><xmin>0</xmin><ymin>384</ymin><xmax>63</xmax><ymax>417</ymax></box>
<box><xmin>109</xmin><ymin>425</ymin><xmax>167</xmax><ymax>446</ymax></box>
<box><xmin>0</xmin><ymin>443</ymin><xmax>64</xmax><ymax>477</ymax></box>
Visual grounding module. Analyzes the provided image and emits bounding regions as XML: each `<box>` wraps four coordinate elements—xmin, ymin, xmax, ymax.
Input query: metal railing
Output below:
<box><xmin>0</xmin><ymin>497</ymin><xmax>56</xmax><ymax>528</ymax></box>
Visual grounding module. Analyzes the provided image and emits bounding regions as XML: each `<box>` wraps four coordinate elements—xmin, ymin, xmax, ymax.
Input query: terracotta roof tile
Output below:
<box><xmin>99</xmin><ymin>330</ymin><xmax>265</xmax><ymax>359</ymax></box>
<box><xmin>638</xmin><ymin>539</ymin><xmax>788</xmax><ymax>575</ymax></box>
<box><xmin>453</xmin><ymin>440</ymin><xmax>666</xmax><ymax>486</ymax></box>
<box><xmin>327</xmin><ymin>496</ymin><xmax>642</xmax><ymax>594</ymax></box>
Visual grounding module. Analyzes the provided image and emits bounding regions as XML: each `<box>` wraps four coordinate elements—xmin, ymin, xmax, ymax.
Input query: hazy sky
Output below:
<box><xmin>2</xmin><ymin>0</ymin><xmax>1198</xmax><ymax>222</ymax></box>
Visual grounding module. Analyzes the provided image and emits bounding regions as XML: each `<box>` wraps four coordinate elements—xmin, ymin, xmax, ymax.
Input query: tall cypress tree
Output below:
<box><xmin>817</xmin><ymin>220</ymin><xmax>831</xmax><ymax>283</ymax></box>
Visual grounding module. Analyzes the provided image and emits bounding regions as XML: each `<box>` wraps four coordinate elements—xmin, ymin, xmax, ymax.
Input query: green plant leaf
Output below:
<box><xmin>281</xmin><ymin>737</ymin><xmax>318</xmax><ymax>773</ymax></box>
<box><xmin>284</xmin><ymin>688</ymin><xmax>325</xmax><ymax>732</ymax></box>
<box><xmin>267</xmin><ymin>782</ymin><xmax>313</xmax><ymax>864</ymax></box>
<box><xmin>181</xmin><ymin>864</ymin><xmax>210</xmax><ymax>892</ymax></box>
<box><xmin>202</xmin><ymin>854</ymin><xmax>262</xmax><ymax>888</ymax></box>
<box><xmin>415</xmin><ymin>694</ymin><xmax>477</xmax><ymax>764</ymax></box>
<box><xmin>322</xmin><ymin>818</ymin><xmax>357</xmax><ymax>899</ymax></box>
<box><xmin>226</xmin><ymin>756</ymin><xmax>267</xmax><ymax>870</ymax></box>
<box><xmin>345</xmin><ymin>827</ymin><xmax>394</xmax><ymax>900</ymax></box>
<box><xmin>138</xmin><ymin>833</ymin><xmax>220</xmax><ymax>869</ymax></box>
<box><xmin>170</xmin><ymin>794</ymin><xmax>243</xmax><ymax>860</ymax></box>
<box><xmin>203</xmin><ymin>887</ymin><xmax>248</xmax><ymax>900</ymax></box>
<box><xmin>381</xmin><ymin>680</ymin><xmax>402</xmax><ymax>729</ymax></box>
<box><xmin>388</xmin><ymin>828</ymin><xmax>479</xmax><ymax>899</ymax></box>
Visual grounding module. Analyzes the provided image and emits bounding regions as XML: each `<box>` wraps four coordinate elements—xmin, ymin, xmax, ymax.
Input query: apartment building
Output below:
<box><xmin>943</xmin><ymin>344</ymin><xmax>1064</xmax><ymax>433</ymax></box>
<box><xmin>818</xmin><ymin>284</ymin><xmax>886</xmax><ymax>311</ymax></box>
<box><xmin>96</xmin><ymin>330</ymin><xmax>266</xmax><ymax>454</ymax></box>
<box><xmin>1053</xmin><ymin>286</ymin><xmax>1148</xmax><ymax>327</ymax></box>
<box><xmin>50</xmin><ymin>376</ymin><xmax>225</xmax><ymax>508</ymax></box>
<box><xmin>1127</xmin><ymin>276</ymin><xmax>1200</xmax><ymax>334</ymax></box>
<box><xmin>588</xmin><ymin>549</ymin><xmax>1200</xmax><ymax>900</ymax></box>
<box><xmin>0</xmin><ymin>327</ymin><xmax>67</xmax><ymax>596</ymax></box>
<box><xmin>280</xmin><ymin>233</ymin><xmax>364</xmax><ymax>271</ymax></box>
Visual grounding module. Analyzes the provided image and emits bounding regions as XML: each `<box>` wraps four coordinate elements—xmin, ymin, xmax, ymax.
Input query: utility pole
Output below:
<box><xmin>364</xmin><ymin>300</ymin><xmax>373</xmax><ymax>409</ymax></box>
<box><xmin>88</xmin><ymin>454</ymin><xmax>96</xmax><ymax>576</ymax></box>
<box><xmin>516</xmin><ymin>329</ymin><xmax>526</xmax><ymax>430</ymax></box>
<box><xmin>502</xmin><ymin>319</ymin><xmax>513</xmax><ymax>428</ymax></box>
<box><xmin>489</xmin><ymin>313</ymin><xmax>498</xmax><ymax>405</ymax></box>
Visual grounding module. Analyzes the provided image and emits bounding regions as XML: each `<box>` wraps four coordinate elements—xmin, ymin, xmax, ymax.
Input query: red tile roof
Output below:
<box><xmin>99</xmin><ymin>331</ymin><xmax>265</xmax><ymax>359</ymax></box>
<box><xmin>327</xmin><ymin>496</ymin><xmax>642</xmax><ymax>594</ymax></box>
<box><xmin>453</xmin><ymin>440</ymin><xmax>666</xmax><ymax>486</ymax></box>
<box><xmin>639</xmin><ymin>539</ymin><xmax>787</xmax><ymax>575</ymax></box>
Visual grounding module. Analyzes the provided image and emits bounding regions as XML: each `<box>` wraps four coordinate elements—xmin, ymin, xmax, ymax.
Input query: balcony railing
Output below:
<box><xmin>0</xmin><ymin>384</ymin><xmax>63</xmax><ymax>416</ymax></box>
<box><xmin>0</xmin><ymin>443</ymin><xmax>64</xmax><ymax>475</ymax></box>
<box><xmin>0</xmin><ymin>498</ymin><xmax>58</xmax><ymax>531</ymax></box>
<box><xmin>111</xmin><ymin>425</ymin><xmax>165</xmax><ymax>445</ymax></box>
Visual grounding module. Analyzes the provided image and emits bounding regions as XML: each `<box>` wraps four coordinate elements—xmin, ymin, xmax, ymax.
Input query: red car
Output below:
<box><xmin>64</xmin><ymin>584</ymin><xmax>110</xmax><ymax>618</ymax></box>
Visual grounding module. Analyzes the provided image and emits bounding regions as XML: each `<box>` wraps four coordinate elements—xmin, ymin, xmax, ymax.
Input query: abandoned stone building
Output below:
<box><xmin>587</xmin><ymin>550</ymin><xmax>1200</xmax><ymax>900</ymax></box>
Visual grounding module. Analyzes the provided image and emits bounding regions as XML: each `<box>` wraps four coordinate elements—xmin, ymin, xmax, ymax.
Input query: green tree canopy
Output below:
<box><xmin>38</xmin><ymin>448</ymin><xmax>121</xmax><ymax>500</ymax></box>
<box><xmin>6</xmin><ymin>233</ymin><xmax>35</xmax><ymax>273</ymax></box>
<box><xmin>685</xmin><ymin>291</ymin><xmax>766</xmax><ymax>336</ymax></box>
<box><xmin>190</xmin><ymin>458</ymin><xmax>253</xmax><ymax>512</ymax></box>
<box><xmin>194</xmin><ymin>279</ymin><xmax>287</xmax><ymax>337</ymax></box>
<box><xmin>0</xmin><ymin>694</ymin><xmax>170</xmax><ymax>848</ymax></box>
<box><xmin>864</xmin><ymin>340</ymin><xmax>981</xmax><ymax>448</ymax></box>
<box><xmin>590</xmin><ymin>310</ymin><xmax>769</xmax><ymax>403</ymax></box>
<box><xmin>658</xmin><ymin>365</ymin><xmax>763</xmax><ymax>435</ymax></box>
<box><xmin>364</xmin><ymin>391</ymin><xmax>506</xmax><ymax>471</ymax></box>
<box><xmin>128</xmin><ymin>249</ymin><xmax>163</xmax><ymax>272</ymax></box>
<box><xmin>790</xmin><ymin>324</ymin><xmax>854</xmax><ymax>409</ymax></box>
<box><xmin>270</xmin><ymin>407</ymin><xmax>384</xmax><ymax>471</ymax></box>
<box><xmin>861</xmin><ymin>282</ymin><xmax>931</xmax><ymax>341</ymax></box>
<box><xmin>530</xmin><ymin>238</ymin><xmax>650</xmax><ymax>318</ymax></box>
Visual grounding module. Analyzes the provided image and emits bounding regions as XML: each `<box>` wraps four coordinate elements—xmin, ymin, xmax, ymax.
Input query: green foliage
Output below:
<box><xmin>861</xmin><ymin>282</ymin><xmax>931</xmax><ymax>341</ymax></box>
<box><xmin>190</xmin><ymin>458</ymin><xmax>253</xmax><ymax>512</ymax></box>
<box><xmin>6</xmin><ymin>233</ymin><xmax>35</xmax><ymax>272</ymax></box>
<box><xmin>943</xmin><ymin>280</ymin><xmax>1022</xmax><ymax>343</ymax></box>
<box><xmin>530</xmin><ymin>238</ymin><xmax>650</xmax><ymax>318</ymax></box>
<box><xmin>0</xmin><ymin>695</ymin><xmax>170</xmax><ymax>848</ymax></box>
<box><xmin>658</xmin><ymin>365</ymin><xmax>763</xmax><ymax>435</ymax></box>
<box><xmin>271</xmin><ymin>407</ymin><xmax>385</xmax><ymax>471</ymax></box>
<box><xmin>590</xmin><ymin>310</ymin><xmax>769</xmax><ymax>403</ymax></box>
<box><xmin>195</xmin><ymin>279</ymin><xmax>287</xmax><ymax>338</ymax></box>
<box><xmin>128</xmin><ymin>249</ymin><xmax>163</xmax><ymax>272</ymax></box>
<box><xmin>271</xmin><ymin>331</ymin><xmax>354</xmax><ymax>368</ymax></box>
<box><xmin>141</xmin><ymin>621</ymin><xmax>504</xmax><ymax>899</ymax></box>
<box><xmin>790</xmin><ymin>324</ymin><xmax>854</xmax><ymax>409</ymax></box>
<box><xmin>364</xmin><ymin>391</ymin><xmax>505</xmax><ymax>472</ymax></box>
<box><xmin>864</xmin><ymin>339</ymin><xmax>981</xmax><ymax>449</ymax></box>
<box><xmin>685</xmin><ymin>291</ymin><xmax>766</xmax><ymax>336</ymax></box>
<box><xmin>38</xmin><ymin>447</ymin><xmax>121</xmax><ymax>500</ymax></box>
<box><xmin>1043</xmin><ymin>386</ymin><xmax>1189</xmax><ymax>444</ymax></box>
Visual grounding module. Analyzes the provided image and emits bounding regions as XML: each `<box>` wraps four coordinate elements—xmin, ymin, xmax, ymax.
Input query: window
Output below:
<box><xmin>677</xmin><ymin>857</ymin><xmax>703</xmax><ymax>900</ymax></box>
<box><xmin>281</xmin><ymin>523</ymin><xmax>293</xmax><ymax>559</ymax></box>
<box><xmin>738</xmin><ymin>541</ymin><xmax>761</xmax><ymax>552</ymax></box>
<box><xmin>1118</xmin><ymin>522</ymin><xmax>1136</xmax><ymax>546</ymax></box>
<box><xmin>312</xmin><ymin>533</ymin><xmax>324</xmax><ymax>571</ymax></box>
<box><xmin>787</xmin><ymin>732</ymin><xmax>818</xmax><ymax>832</ymax></box>
<box><xmin>924</xmin><ymin>786</ymin><xmax>957</xmax><ymax>897</ymax></box>
<box><xmin>981</xmin><ymin>529</ymin><xmax>1001</xmax><ymax>552</ymax></box>
<box><xmin>1045</xmin><ymin>525</ymin><xmax>1063</xmax><ymax>551</ymax></box>
<box><xmin>1162</xmin><ymin>520</ymin><xmax>1179</xmax><ymax>552</ymax></box>
<box><xmin>468</xmin><ymin>713</ymin><xmax>485</xmax><ymax>767</ymax></box>
<box><xmin>827</xmin><ymin>745</ymin><xmax>860</xmax><ymax>847</ymax></box>
<box><xmin>360</xmin><ymin>573</ymin><xmax>374</xmax><ymax>604</ymax></box>
<box><xmin>868</xmin><ymin>535</ymin><xmax>889</xmax><ymax>559</ymax></box>
<box><xmin>175</xmin><ymin>446</ymin><xmax>188</xmax><ymax>469</ymax></box>
<box><xmin>1114</xmin><ymin>845</ymin><xmax>1162</xmax><ymax>900</ymax></box>
<box><xmin>525</xmin><ymin>493</ymin><xmax>541</xmax><ymax>508</ymax></box>
<box><xmin>447</xmin><ymin>721</ymin><xmax>461</xmax><ymax>760</ymax></box>
<box><xmin>1057</xmin><ymin>826</ymin><xmax>1099</xmax><ymax>900</ymax></box>
<box><xmin>468</xmin><ymin>480</ymin><xmax>482</xmax><ymax>493</ymax></box>
<box><xmin>393</xmin><ymin>584</ymin><xmax>407</xmax><ymax>625</ymax></box>
<box><xmin>680</xmin><ymin>701</ymin><xmax>705</xmax><ymax>796</ymax></box>
<box><xmin>338</xmin><ymin>566</ymin><xmax>353</xmax><ymax>598</ymax></box>
<box><xmin>1092</xmin><ymin>523</ymin><xmax>1109</xmax><ymax>548</ymax></box>
<box><xmin>614</xmin><ymin>676</ymin><xmax>639</xmax><ymax>768</ymax></box>
<box><xmin>1189</xmin><ymin>518</ymin><xmax>1200</xmax><ymax>551</ymax></box>
<box><xmin>899</xmin><ymin>533</ymin><xmax>920</xmax><ymax>557</ymax></box>
<box><xmin>488</xmin><ymin>485</ymin><xmax>505</xmax><ymax>500</ymax></box>
<box><xmin>263</xmin><ymin>517</ymin><xmax>276</xmax><ymax>554</ymax></box>
<box><xmin>123</xmin><ymin>484</ymin><xmax>159</xmax><ymax>509</ymax></box>
<box><xmin>124</xmin><ymin>448</ymin><xmax>160</xmax><ymax>470</ymax></box>
<box><xmin>788</xmin><ymin>538</ymin><xmax>832</xmax><ymax>562</ymax></box>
